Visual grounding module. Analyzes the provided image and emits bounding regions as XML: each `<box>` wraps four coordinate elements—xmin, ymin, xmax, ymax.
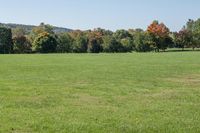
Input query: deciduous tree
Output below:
<box><xmin>147</xmin><ymin>21</ymin><xmax>170</xmax><ymax>52</ymax></box>
<box><xmin>186</xmin><ymin>19</ymin><xmax>200</xmax><ymax>50</ymax></box>
<box><xmin>173</xmin><ymin>29</ymin><xmax>192</xmax><ymax>50</ymax></box>
<box><xmin>13</xmin><ymin>36</ymin><xmax>31</xmax><ymax>53</ymax></box>
<box><xmin>0</xmin><ymin>27</ymin><xmax>13</xmax><ymax>54</ymax></box>
<box><xmin>32</xmin><ymin>32</ymin><xmax>58</xmax><ymax>53</ymax></box>
<box><xmin>57</xmin><ymin>33</ymin><xmax>73</xmax><ymax>53</ymax></box>
<box><xmin>87</xmin><ymin>30</ymin><xmax>103</xmax><ymax>53</ymax></box>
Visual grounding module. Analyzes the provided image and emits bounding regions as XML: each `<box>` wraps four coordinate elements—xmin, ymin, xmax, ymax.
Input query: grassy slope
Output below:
<box><xmin>0</xmin><ymin>52</ymin><xmax>200</xmax><ymax>133</ymax></box>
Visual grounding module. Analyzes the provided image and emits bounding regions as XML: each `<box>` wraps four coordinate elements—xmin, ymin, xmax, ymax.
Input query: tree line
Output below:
<box><xmin>0</xmin><ymin>19</ymin><xmax>200</xmax><ymax>54</ymax></box>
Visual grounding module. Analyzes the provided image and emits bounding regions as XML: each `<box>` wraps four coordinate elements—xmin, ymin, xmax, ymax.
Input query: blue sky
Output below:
<box><xmin>0</xmin><ymin>0</ymin><xmax>199</xmax><ymax>31</ymax></box>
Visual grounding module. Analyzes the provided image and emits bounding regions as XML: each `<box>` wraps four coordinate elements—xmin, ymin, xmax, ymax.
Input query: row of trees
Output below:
<box><xmin>0</xmin><ymin>19</ymin><xmax>200</xmax><ymax>54</ymax></box>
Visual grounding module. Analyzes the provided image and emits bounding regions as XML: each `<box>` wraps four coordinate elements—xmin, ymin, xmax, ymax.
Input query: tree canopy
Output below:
<box><xmin>1</xmin><ymin>19</ymin><xmax>200</xmax><ymax>54</ymax></box>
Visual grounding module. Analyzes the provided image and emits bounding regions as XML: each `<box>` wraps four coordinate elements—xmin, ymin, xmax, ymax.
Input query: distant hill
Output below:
<box><xmin>0</xmin><ymin>23</ymin><xmax>72</xmax><ymax>33</ymax></box>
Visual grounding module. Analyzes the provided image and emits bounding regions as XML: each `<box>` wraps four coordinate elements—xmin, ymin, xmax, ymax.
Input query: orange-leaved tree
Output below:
<box><xmin>147</xmin><ymin>20</ymin><xmax>171</xmax><ymax>52</ymax></box>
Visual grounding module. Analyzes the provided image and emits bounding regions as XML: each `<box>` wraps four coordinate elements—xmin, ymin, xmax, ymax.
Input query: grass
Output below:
<box><xmin>0</xmin><ymin>52</ymin><xmax>200</xmax><ymax>133</ymax></box>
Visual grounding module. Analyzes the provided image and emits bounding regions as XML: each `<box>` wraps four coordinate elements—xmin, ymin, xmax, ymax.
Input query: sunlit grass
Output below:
<box><xmin>0</xmin><ymin>52</ymin><xmax>200</xmax><ymax>133</ymax></box>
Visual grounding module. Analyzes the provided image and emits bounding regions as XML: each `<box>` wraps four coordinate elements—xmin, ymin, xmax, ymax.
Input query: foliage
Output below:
<box><xmin>13</xmin><ymin>36</ymin><xmax>31</xmax><ymax>53</ymax></box>
<box><xmin>185</xmin><ymin>19</ymin><xmax>200</xmax><ymax>49</ymax></box>
<box><xmin>87</xmin><ymin>30</ymin><xmax>103</xmax><ymax>53</ymax></box>
<box><xmin>32</xmin><ymin>32</ymin><xmax>58</xmax><ymax>53</ymax></box>
<box><xmin>120</xmin><ymin>37</ymin><xmax>133</xmax><ymax>52</ymax></box>
<box><xmin>1</xmin><ymin>19</ymin><xmax>200</xmax><ymax>54</ymax></box>
<box><xmin>68</xmin><ymin>30</ymin><xmax>88</xmax><ymax>53</ymax></box>
<box><xmin>173</xmin><ymin>29</ymin><xmax>192</xmax><ymax>50</ymax></box>
<box><xmin>113</xmin><ymin>29</ymin><xmax>134</xmax><ymax>52</ymax></box>
<box><xmin>102</xmin><ymin>35</ymin><xmax>122</xmax><ymax>52</ymax></box>
<box><xmin>12</xmin><ymin>27</ymin><xmax>26</xmax><ymax>37</ymax></box>
<box><xmin>134</xmin><ymin>31</ymin><xmax>154</xmax><ymax>52</ymax></box>
<box><xmin>29</xmin><ymin>23</ymin><xmax>55</xmax><ymax>43</ymax></box>
<box><xmin>113</xmin><ymin>29</ymin><xmax>131</xmax><ymax>39</ymax></box>
<box><xmin>147</xmin><ymin>20</ymin><xmax>170</xmax><ymax>51</ymax></box>
<box><xmin>0</xmin><ymin>27</ymin><xmax>13</xmax><ymax>54</ymax></box>
<box><xmin>57</xmin><ymin>32</ymin><xmax>73</xmax><ymax>53</ymax></box>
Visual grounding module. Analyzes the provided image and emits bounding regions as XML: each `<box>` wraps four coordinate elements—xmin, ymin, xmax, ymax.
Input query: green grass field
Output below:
<box><xmin>0</xmin><ymin>52</ymin><xmax>200</xmax><ymax>133</ymax></box>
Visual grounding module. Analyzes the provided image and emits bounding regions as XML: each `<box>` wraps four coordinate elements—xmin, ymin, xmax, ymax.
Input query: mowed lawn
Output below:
<box><xmin>0</xmin><ymin>52</ymin><xmax>200</xmax><ymax>133</ymax></box>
